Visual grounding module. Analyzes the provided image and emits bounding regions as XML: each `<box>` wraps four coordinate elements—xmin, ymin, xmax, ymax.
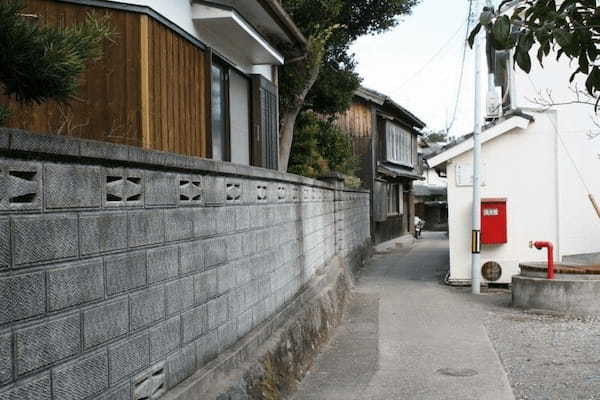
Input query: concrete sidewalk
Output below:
<box><xmin>292</xmin><ymin>232</ymin><xmax>514</xmax><ymax>400</ymax></box>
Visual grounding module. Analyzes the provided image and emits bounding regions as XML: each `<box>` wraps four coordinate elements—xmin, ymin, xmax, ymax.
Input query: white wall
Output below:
<box><xmin>447</xmin><ymin>109</ymin><xmax>600</xmax><ymax>284</ymax></box>
<box><xmin>419</xmin><ymin>167</ymin><xmax>447</xmax><ymax>187</ymax></box>
<box><xmin>447</xmin><ymin>113</ymin><xmax>556</xmax><ymax>283</ymax></box>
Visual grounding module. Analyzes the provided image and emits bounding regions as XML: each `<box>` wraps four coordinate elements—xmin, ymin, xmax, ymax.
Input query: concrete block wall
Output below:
<box><xmin>0</xmin><ymin>129</ymin><xmax>371</xmax><ymax>400</ymax></box>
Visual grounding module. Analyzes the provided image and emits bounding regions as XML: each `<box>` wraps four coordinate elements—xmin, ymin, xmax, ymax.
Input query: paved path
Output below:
<box><xmin>292</xmin><ymin>232</ymin><xmax>515</xmax><ymax>400</ymax></box>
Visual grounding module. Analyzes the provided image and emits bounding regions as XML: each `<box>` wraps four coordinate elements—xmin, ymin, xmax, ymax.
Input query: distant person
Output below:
<box><xmin>414</xmin><ymin>216</ymin><xmax>425</xmax><ymax>239</ymax></box>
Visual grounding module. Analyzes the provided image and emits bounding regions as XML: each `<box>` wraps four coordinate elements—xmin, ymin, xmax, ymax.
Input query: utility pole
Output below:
<box><xmin>471</xmin><ymin>0</ymin><xmax>484</xmax><ymax>295</ymax></box>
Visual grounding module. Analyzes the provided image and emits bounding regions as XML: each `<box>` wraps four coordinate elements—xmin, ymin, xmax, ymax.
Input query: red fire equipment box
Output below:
<box><xmin>481</xmin><ymin>198</ymin><xmax>507</xmax><ymax>244</ymax></box>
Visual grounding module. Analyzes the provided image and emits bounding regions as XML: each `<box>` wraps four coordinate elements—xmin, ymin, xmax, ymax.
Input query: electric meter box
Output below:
<box><xmin>481</xmin><ymin>198</ymin><xmax>507</xmax><ymax>244</ymax></box>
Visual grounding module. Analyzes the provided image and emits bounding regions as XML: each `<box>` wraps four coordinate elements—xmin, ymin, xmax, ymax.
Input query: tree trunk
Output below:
<box><xmin>278</xmin><ymin>61</ymin><xmax>321</xmax><ymax>172</ymax></box>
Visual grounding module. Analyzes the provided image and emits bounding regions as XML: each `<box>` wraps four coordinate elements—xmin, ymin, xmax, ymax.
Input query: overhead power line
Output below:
<box><xmin>446</xmin><ymin>0</ymin><xmax>475</xmax><ymax>133</ymax></box>
<box><xmin>396</xmin><ymin>20</ymin><xmax>468</xmax><ymax>91</ymax></box>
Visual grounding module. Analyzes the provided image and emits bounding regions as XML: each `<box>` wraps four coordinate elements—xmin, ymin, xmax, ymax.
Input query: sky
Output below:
<box><xmin>350</xmin><ymin>0</ymin><xmax>484</xmax><ymax>138</ymax></box>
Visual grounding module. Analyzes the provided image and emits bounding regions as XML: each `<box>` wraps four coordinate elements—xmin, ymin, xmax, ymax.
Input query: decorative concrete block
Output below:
<box><xmin>0</xmin><ymin>272</ymin><xmax>45</xmax><ymax>324</ymax></box>
<box><xmin>241</xmin><ymin>231</ymin><xmax>257</xmax><ymax>257</ymax></box>
<box><xmin>0</xmin><ymin>160</ymin><xmax>41</xmax><ymax>211</ymax></box>
<box><xmin>0</xmin><ymin>130</ymin><xmax>8</xmax><ymax>149</ymax></box>
<box><xmin>205</xmin><ymin>238</ymin><xmax>226</xmax><ymax>267</ymax></box>
<box><xmin>181</xmin><ymin>305</ymin><xmax>207</xmax><ymax>344</ymax></box>
<box><xmin>207</xmin><ymin>296</ymin><xmax>229</xmax><ymax>331</ymax></box>
<box><xmin>166</xmin><ymin>343</ymin><xmax>196</xmax><ymax>389</ymax></box>
<box><xmin>128</xmin><ymin>210</ymin><xmax>165</xmax><ymax>248</ymax></box>
<box><xmin>165</xmin><ymin>208</ymin><xmax>193</xmax><ymax>242</ymax></box>
<box><xmin>0</xmin><ymin>331</ymin><xmax>11</xmax><ymax>385</ymax></box>
<box><xmin>217</xmin><ymin>320</ymin><xmax>237</xmax><ymax>352</ymax></box>
<box><xmin>228</xmin><ymin>290</ymin><xmax>245</xmax><ymax>321</ymax></box>
<box><xmin>109</xmin><ymin>334</ymin><xmax>149</xmax><ymax>384</ymax></box>
<box><xmin>105</xmin><ymin>251</ymin><xmax>147</xmax><ymax>296</ymax></box>
<box><xmin>215</xmin><ymin>207</ymin><xmax>235</xmax><ymax>235</ymax></box>
<box><xmin>10</xmin><ymin>130</ymin><xmax>79</xmax><ymax>156</ymax></box>
<box><xmin>83</xmin><ymin>298</ymin><xmax>129</xmax><ymax>349</ymax></box>
<box><xmin>0</xmin><ymin>218</ymin><xmax>9</xmax><ymax>269</ymax></box>
<box><xmin>47</xmin><ymin>259</ymin><xmax>104</xmax><ymax>311</ymax></box>
<box><xmin>103</xmin><ymin>168</ymin><xmax>144</xmax><ymax>208</ymax></box>
<box><xmin>237</xmin><ymin>309</ymin><xmax>253</xmax><ymax>339</ymax></box>
<box><xmin>44</xmin><ymin>164</ymin><xmax>101</xmax><ymax>209</ymax></box>
<box><xmin>196</xmin><ymin>330</ymin><xmax>218</xmax><ymax>367</ymax></box>
<box><xmin>149</xmin><ymin>316</ymin><xmax>181</xmax><ymax>362</ymax></box>
<box><xmin>12</xmin><ymin>214</ymin><xmax>78</xmax><ymax>266</ymax></box>
<box><xmin>217</xmin><ymin>263</ymin><xmax>236</xmax><ymax>296</ymax></box>
<box><xmin>52</xmin><ymin>351</ymin><xmax>108</xmax><ymax>400</ymax></box>
<box><xmin>192</xmin><ymin>208</ymin><xmax>217</xmax><ymax>237</ymax></box>
<box><xmin>203</xmin><ymin>176</ymin><xmax>225</xmax><ymax>206</ymax></box>
<box><xmin>226</xmin><ymin>235</ymin><xmax>242</xmax><ymax>261</ymax></box>
<box><xmin>130</xmin><ymin>286</ymin><xmax>165</xmax><ymax>331</ymax></box>
<box><xmin>193</xmin><ymin>270</ymin><xmax>217</xmax><ymax>305</ymax></box>
<box><xmin>235</xmin><ymin>261</ymin><xmax>251</xmax><ymax>287</ymax></box>
<box><xmin>0</xmin><ymin>374</ymin><xmax>51</xmax><ymax>400</ymax></box>
<box><xmin>147</xmin><ymin>246</ymin><xmax>179</xmax><ymax>284</ymax></box>
<box><xmin>15</xmin><ymin>313</ymin><xmax>80</xmax><ymax>375</ymax></box>
<box><xmin>144</xmin><ymin>171</ymin><xmax>178</xmax><ymax>207</ymax></box>
<box><xmin>235</xmin><ymin>207</ymin><xmax>250</xmax><ymax>231</ymax></box>
<box><xmin>178</xmin><ymin>175</ymin><xmax>202</xmax><ymax>206</ymax></box>
<box><xmin>79</xmin><ymin>212</ymin><xmax>127</xmax><ymax>255</ymax></box>
<box><xmin>165</xmin><ymin>278</ymin><xmax>194</xmax><ymax>316</ymax></box>
<box><xmin>133</xmin><ymin>363</ymin><xmax>165</xmax><ymax>400</ymax></box>
<box><xmin>180</xmin><ymin>241</ymin><xmax>204</xmax><ymax>275</ymax></box>
<box><xmin>94</xmin><ymin>383</ymin><xmax>130</xmax><ymax>400</ymax></box>
<box><xmin>79</xmin><ymin>140</ymin><xmax>129</xmax><ymax>161</ymax></box>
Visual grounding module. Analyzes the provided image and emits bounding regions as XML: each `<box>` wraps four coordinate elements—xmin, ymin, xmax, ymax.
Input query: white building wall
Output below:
<box><xmin>448</xmin><ymin>113</ymin><xmax>555</xmax><ymax>283</ymax></box>
<box><xmin>419</xmin><ymin>167</ymin><xmax>447</xmax><ymax>187</ymax></box>
<box><xmin>447</xmin><ymin>109</ymin><xmax>600</xmax><ymax>284</ymax></box>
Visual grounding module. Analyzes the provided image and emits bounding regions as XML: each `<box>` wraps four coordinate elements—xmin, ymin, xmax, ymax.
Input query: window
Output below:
<box><xmin>385</xmin><ymin>121</ymin><xmax>413</xmax><ymax>167</ymax></box>
<box><xmin>229</xmin><ymin>70</ymin><xmax>251</xmax><ymax>165</ymax></box>
<box><xmin>209</xmin><ymin>56</ymin><xmax>278</xmax><ymax>169</ymax></box>
<box><xmin>211</xmin><ymin>61</ymin><xmax>228</xmax><ymax>161</ymax></box>
<box><xmin>386</xmin><ymin>183</ymin><xmax>403</xmax><ymax>216</ymax></box>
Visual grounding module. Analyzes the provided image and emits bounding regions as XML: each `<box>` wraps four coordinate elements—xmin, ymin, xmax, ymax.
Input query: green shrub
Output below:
<box><xmin>288</xmin><ymin>111</ymin><xmax>359</xmax><ymax>179</ymax></box>
<box><xmin>0</xmin><ymin>0</ymin><xmax>114</xmax><ymax>125</ymax></box>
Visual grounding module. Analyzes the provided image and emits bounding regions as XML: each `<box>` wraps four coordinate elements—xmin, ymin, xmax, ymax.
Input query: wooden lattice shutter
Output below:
<box><xmin>251</xmin><ymin>75</ymin><xmax>279</xmax><ymax>170</ymax></box>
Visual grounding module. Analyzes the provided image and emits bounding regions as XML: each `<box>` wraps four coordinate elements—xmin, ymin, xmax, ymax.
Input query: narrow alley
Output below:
<box><xmin>293</xmin><ymin>232</ymin><xmax>515</xmax><ymax>400</ymax></box>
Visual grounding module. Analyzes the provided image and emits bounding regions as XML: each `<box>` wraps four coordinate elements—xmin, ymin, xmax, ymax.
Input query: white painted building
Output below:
<box><xmin>428</xmin><ymin>30</ymin><xmax>600</xmax><ymax>285</ymax></box>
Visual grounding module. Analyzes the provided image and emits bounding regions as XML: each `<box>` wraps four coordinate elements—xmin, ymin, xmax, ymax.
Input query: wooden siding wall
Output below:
<box><xmin>334</xmin><ymin>100</ymin><xmax>373</xmax><ymax>138</ymax></box>
<box><xmin>0</xmin><ymin>0</ymin><xmax>143</xmax><ymax>146</ymax></box>
<box><xmin>146</xmin><ymin>18</ymin><xmax>206</xmax><ymax>157</ymax></box>
<box><xmin>0</xmin><ymin>0</ymin><xmax>207</xmax><ymax>157</ymax></box>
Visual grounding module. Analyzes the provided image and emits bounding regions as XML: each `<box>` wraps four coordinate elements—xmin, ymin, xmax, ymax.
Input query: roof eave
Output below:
<box><xmin>427</xmin><ymin>114</ymin><xmax>533</xmax><ymax>168</ymax></box>
<box><xmin>256</xmin><ymin>0</ymin><xmax>307</xmax><ymax>49</ymax></box>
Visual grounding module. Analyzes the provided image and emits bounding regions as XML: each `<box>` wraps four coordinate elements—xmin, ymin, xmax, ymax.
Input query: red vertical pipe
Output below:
<box><xmin>534</xmin><ymin>241</ymin><xmax>555</xmax><ymax>279</ymax></box>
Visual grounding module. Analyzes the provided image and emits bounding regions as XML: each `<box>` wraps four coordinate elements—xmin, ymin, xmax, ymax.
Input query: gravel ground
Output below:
<box><xmin>459</xmin><ymin>288</ymin><xmax>600</xmax><ymax>400</ymax></box>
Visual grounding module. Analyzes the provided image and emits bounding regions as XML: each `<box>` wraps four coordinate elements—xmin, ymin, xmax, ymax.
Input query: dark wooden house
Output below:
<box><xmin>334</xmin><ymin>86</ymin><xmax>426</xmax><ymax>244</ymax></box>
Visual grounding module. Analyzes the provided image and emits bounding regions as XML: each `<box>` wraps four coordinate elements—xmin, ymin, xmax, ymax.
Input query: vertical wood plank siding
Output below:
<box><xmin>0</xmin><ymin>0</ymin><xmax>207</xmax><ymax>157</ymax></box>
<box><xmin>334</xmin><ymin>101</ymin><xmax>373</xmax><ymax>138</ymax></box>
<box><xmin>146</xmin><ymin>18</ymin><xmax>206</xmax><ymax>157</ymax></box>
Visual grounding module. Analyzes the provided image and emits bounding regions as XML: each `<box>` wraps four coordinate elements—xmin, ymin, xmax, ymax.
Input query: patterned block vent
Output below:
<box><xmin>0</xmin><ymin>162</ymin><xmax>40</xmax><ymax>210</ymax></box>
<box><xmin>134</xmin><ymin>363</ymin><xmax>166</xmax><ymax>400</ymax></box>
<box><xmin>179</xmin><ymin>178</ymin><xmax>202</xmax><ymax>204</ymax></box>
<box><xmin>226</xmin><ymin>183</ymin><xmax>242</xmax><ymax>203</ymax></box>
<box><xmin>106</xmin><ymin>174</ymin><xmax>143</xmax><ymax>206</ymax></box>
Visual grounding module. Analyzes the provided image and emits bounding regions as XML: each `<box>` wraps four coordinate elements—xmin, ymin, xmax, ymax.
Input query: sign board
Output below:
<box><xmin>455</xmin><ymin>163</ymin><xmax>486</xmax><ymax>187</ymax></box>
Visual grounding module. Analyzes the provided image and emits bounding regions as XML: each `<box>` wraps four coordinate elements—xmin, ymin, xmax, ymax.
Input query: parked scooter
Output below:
<box><xmin>414</xmin><ymin>217</ymin><xmax>425</xmax><ymax>239</ymax></box>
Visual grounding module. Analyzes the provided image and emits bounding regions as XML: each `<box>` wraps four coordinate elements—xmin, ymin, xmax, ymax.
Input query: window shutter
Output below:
<box><xmin>251</xmin><ymin>75</ymin><xmax>279</xmax><ymax>170</ymax></box>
